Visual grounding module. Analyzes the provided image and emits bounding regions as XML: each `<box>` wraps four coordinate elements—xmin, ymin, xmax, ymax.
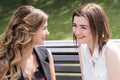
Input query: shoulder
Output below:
<box><xmin>34</xmin><ymin>45</ymin><xmax>48</xmax><ymax>55</ymax></box>
<box><xmin>47</xmin><ymin>49</ymin><xmax>52</xmax><ymax>56</ymax></box>
<box><xmin>46</xmin><ymin>49</ymin><xmax>53</xmax><ymax>60</ymax></box>
<box><xmin>105</xmin><ymin>40</ymin><xmax>120</xmax><ymax>68</ymax></box>
<box><xmin>33</xmin><ymin>45</ymin><xmax>50</xmax><ymax>63</ymax></box>
<box><xmin>34</xmin><ymin>45</ymin><xmax>53</xmax><ymax>59</ymax></box>
<box><xmin>105</xmin><ymin>40</ymin><xmax>120</xmax><ymax>80</ymax></box>
<box><xmin>105</xmin><ymin>40</ymin><xmax>120</xmax><ymax>55</ymax></box>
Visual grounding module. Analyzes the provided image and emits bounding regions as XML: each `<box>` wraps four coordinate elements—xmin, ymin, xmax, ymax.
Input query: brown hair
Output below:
<box><xmin>0</xmin><ymin>5</ymin><xmax>48</xmax><ymax>79</ymax></box>
<box><xmin>72</xmin><ymin>3</ymin><xmax>111</xmax><ymax>51</ymax></box>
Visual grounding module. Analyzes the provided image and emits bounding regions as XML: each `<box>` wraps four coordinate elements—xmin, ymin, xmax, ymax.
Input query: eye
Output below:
<box><xmin>72</xmin><ymin>24</ymin><xmax>77</xmax><ymax>27</ymax></box>
<box><xmin>81</xmin><ymin>26</ymin><xmax>87</xmax><ymax>29</ymax></box>
<box><xmin>43</xmin><ymin>26</ymin><xmax>47</xmax><ymax>30</ymax></box>
<box><xmin>81</xmin><ymin>25</ymin><xmax>87</xmax><ymax>29</ymax></box>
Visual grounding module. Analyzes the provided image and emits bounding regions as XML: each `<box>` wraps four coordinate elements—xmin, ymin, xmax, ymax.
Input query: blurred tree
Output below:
<box><xmin>22</xmin><ymin>0</ymin><xmax>28</xmax><ymax>5</ymax></box>
<box><xmin>81</xmin><ymin>0</ymin><xmax>90</xmax><ymax>4</ymax></box>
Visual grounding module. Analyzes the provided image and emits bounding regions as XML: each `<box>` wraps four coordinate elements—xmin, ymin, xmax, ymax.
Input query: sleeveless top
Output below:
<box><xmin>79</xmin><ymin>42</ymin><xmax>109</xmax><ymax>80</ymax></box>
<box><xmin>19</xmin><ymin>46</ymin><xmax>51</xmax><ymax>80</ymax></box>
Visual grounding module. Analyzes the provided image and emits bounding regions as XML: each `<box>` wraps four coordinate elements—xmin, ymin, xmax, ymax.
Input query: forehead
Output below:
<box><xmin>38</xmin><ymin>21</ymin><xmax>48</xmax><ymax>30</ymax></box>
<box><xmin>40</xmin><ymin>21</ymin><xmax>47</xmax><ymax>28</ymax></box>
<box><xmin>73</xmin><ymin>16</ymin><xmax>90</xmax><ymax>26</ymax></box>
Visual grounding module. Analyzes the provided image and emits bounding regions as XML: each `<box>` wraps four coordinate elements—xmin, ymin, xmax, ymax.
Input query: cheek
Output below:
<box><xmin>33</xmin><ymin>36</ymin><xmax>42</xmax><ymax>45</ymax></box>
<box><xmin>86</xmin><ymin>31</ymin><xmax>93</xmax><ymax>41</ymax></box>
<box><xmin>87</xmin><ymin>30</ymin><xmax>92</xmax><ymax>37</ymax></box>
<box><xmin>32</xmin><ymin>33</ymin><xmax>41</xmax><ymax>44</ymax></box>
<box><xmin>72</xmin><ymin>28</ymin><xmax>76</xmax><ymax>34</ymax></box>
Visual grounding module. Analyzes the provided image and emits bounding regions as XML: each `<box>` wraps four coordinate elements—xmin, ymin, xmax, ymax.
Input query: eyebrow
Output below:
<box><xmin>72</xmin><ymin>23</ymin><xmax>88</xmax><ymax>27</ymax></box>
<box><xmin>45</xmin><ymin>25</ymin><xmax>48</xmax><ymax>27</ymax></box>
<box><xmin>72</xmin><ymin>23</ymin><xmax>76</xmax><ymax>25</ymax></box>
<box><xmin>80</xmin><ymin>25</ymin><xmax>88</xmax><ymax>27</ymax></box>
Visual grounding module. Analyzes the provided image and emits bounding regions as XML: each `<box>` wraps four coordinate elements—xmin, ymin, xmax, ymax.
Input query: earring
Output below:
<box><xmin>102</xmin><ymin>34</ymin><xmax>105</xmax><ymax>38</ymax></box>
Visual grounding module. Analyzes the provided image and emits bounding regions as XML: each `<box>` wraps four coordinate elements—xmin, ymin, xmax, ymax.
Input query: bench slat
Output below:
<box><xmin>55</xmin><ymin>65</ymin><xmax>81</xmax><ymax>73</ymax></box>
<box><xmin>56</xmin><ymin>75</ymin><xmax>82</xmax><ymax>80</ymax></box>
<box><xmin>53</xmin><ymin>55</ymin><xmax>79</xmax><ymax>63</ymax></box>
<box><xmin>48</xmin><ymin>48</ymin><xmax>78</xmax><ymax>53</ymax></box>
<box><xmin>52</xmin><ymin>52</ymin><xmax>78</xmax><ymax>55</ymax></box>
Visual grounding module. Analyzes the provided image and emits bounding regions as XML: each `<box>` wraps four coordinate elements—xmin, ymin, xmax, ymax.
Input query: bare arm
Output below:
<box><xmin>105</xmin><ymin>45</ymin><xmax>120</xmax><ymax>80</ymax></box>
<box><xmin>47</xmin><ymin>49</ymin><xmax>56</xmax><ymax>80</ymax></box>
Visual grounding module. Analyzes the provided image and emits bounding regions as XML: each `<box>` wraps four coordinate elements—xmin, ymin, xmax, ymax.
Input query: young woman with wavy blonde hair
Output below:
<box><xmin>0</xmin><ymin>5</ymin><xmax>56</xmax><ymax>80</ymax></box>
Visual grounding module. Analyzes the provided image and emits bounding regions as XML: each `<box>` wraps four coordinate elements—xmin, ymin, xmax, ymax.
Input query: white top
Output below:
<box><xmin>79</xmin><ymin>42</ymin><xmax>109</xmax><ymax>80</ymax></box>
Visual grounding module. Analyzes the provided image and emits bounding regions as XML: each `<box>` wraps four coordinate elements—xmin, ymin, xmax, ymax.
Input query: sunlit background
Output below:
<box><xmin>0</xmin><ymin>0</ymin><xmax>120</xmax><ymax>40</ymax></box>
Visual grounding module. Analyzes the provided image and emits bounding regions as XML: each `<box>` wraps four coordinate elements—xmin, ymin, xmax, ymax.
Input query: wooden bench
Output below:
<box><xmin>44</xmin><ymin>40</ymin><xmax>81</xmax><ymax>80</ymax></box>
<box><xmin>44</xmin><ymin>39</ymin><xmax>120</xmax><ymax>80</ymax></box>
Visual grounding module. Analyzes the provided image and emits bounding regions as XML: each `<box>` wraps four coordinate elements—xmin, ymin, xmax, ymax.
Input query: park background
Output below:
<box><xmin>0</xmin><ymin>0</ymin><xmax>120</xmax><ymax>40</ymax></box>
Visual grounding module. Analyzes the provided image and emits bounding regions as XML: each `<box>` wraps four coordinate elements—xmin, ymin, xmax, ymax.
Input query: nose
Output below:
<box><xmin>75</xmin><ymin>27</ymin><xmax>81</xmax><ymax>36</ymax></box>
<box><xmin>45</xmin><ymin>29</ymin><xmax>50</xmax><ymax>36</ymax></box>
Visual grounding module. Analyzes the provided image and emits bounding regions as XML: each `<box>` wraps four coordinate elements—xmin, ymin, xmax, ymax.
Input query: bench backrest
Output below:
<box><xmin>44</xmin><ymin>40</ymin><xmax>81</xmax><ymax>80</ymax></box>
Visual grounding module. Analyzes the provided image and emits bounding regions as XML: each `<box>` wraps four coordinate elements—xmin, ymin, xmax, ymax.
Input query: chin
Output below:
<box><xmin>77</xmin><ymin>40</ymin><xmax>86</xmax><ymax>44</ymax></box>
<box><xmin>34</xmin><ymin>42</ymin><xmax>44</xmax><ymax>45</ymax></box>
<box><xmin>77</xmin><ymin>40</ymin><xmax>83</xmax><ymax>43</ymax></box>
<box><xmin>38</xmin><ymin>43</ymin><xmax>44</xmax><ymax>45</ymax></box>
<box><xmin>40</xmin><ymin>41</ymin><xmax>45</xmax><ymax>45</ymax></box>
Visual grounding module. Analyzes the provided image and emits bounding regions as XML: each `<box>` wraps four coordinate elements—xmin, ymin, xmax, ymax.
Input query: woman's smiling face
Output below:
<box><xmin>72</xmin><ymin>16</ymin><xmax>93</xmax><ymax>45</ymax></box>
<box><xmin>32</xmin><ymin>21</ymin><xmax>49</xmax><ymax>45</ymax></box>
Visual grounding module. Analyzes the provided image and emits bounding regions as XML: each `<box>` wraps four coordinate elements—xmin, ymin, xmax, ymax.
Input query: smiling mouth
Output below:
<box><xmin>77</xmin><ymin>36</ymin><xmax>85</xmax><ymax>39</ymax></box>
<box><xmin>42</xmin><ymin>38</ymin><xmax>45</xmax><ymax>40</ymax></box>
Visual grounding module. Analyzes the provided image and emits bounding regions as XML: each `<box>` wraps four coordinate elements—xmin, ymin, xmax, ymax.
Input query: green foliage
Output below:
<box><xmin>0</xmin><ymin>0</ymin><xmax>120</xmax><ymax>40</ymax></box>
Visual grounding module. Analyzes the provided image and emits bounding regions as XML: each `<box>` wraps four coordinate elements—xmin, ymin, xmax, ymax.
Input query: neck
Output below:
<box><xmin>21</xmin><ymin>52</ymin><xmax>38</xmax><ymax>79</ymax></box>
<box><xmin>88</xmin><ymin>43</ymin><xmax>96</xmax><ymax>56</ymax></box>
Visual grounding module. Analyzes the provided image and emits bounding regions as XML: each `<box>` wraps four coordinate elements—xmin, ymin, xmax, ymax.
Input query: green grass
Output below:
<box><xmin>0</xmin><ymin>0</ymin><xmax>120</xmax><ymax>40</ymax></box>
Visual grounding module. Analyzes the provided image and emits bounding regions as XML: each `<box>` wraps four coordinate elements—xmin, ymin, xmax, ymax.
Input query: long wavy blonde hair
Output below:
<box><xmin>0</xmin><ymin>5</ymin><xmax>48</xmax><ymax>80</ymax></box>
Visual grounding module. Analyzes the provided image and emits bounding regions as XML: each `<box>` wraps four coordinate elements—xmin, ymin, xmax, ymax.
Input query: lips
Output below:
<box><xmin>77</xmin><ymin>36</ymin><xmax>85</xmax><ymax>39</ymax></box>
<box><xmin>42</xmin><ymin>38</ymin><xmax>45</xmax><ymax>41</ymax></box>
<box><xmin>41</xmin><ymin>37</ymin><xmax>45</xmax><ymax>40</ymax></box>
